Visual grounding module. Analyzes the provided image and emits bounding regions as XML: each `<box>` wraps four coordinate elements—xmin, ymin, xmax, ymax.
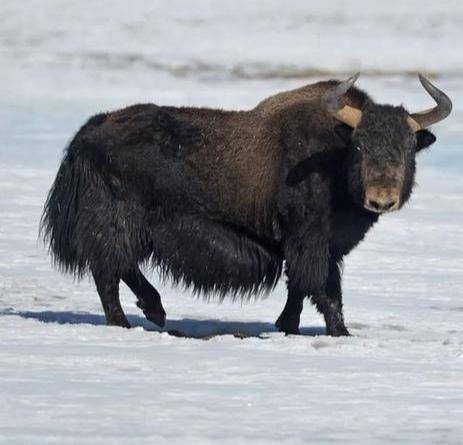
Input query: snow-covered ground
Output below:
<box><xmin>1</xmin><ymin>1</ymin><xmax>462</xmax><ymax>444</ymax></box>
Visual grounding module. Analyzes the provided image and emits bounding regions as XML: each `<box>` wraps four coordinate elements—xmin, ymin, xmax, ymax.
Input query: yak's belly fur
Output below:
<box><xmin>147</xmin><ymin>213</ymin><xmax>283</xmax><ymax>299</ymax></box>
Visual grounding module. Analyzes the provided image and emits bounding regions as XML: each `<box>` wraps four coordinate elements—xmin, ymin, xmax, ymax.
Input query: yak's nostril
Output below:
<box><xmin>383</xmin><ymin>200</ymin><xmax>397</xmax><ymax>211</ymax></box>
<box><xmin>367</xmin><ymin>199</ymin><xmax>382</xmax><ymax>211</ymax></box>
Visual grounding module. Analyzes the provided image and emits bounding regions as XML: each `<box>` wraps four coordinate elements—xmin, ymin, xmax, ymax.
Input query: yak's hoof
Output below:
<box><xmin>275</xmin><ymin>313</ymin><xmax>300</xmax><ymax>335</ymax></box>
<box><xmin>137</xmin><ymin>300</ymin><xmax>166</xmax><ymax>328</ymax></box>
<box><xmin>144</xmin><ymin>308</ymin><xmax>166</xmax><ymax>328</ymax></box>
<box><xmin>326</xmin><ymin>324</ymin><xmax>350</xmax><ymax>337</ymax></box>
<box><xmin>106</xmin><ymin>314</ymin><xmax>131</xmax><ymax>329</ymax></box>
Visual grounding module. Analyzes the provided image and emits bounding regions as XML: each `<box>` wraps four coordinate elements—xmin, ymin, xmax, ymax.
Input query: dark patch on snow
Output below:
<box><xmin>0</xmin><ymin>310</ymin><xmax>326</xmax><ymax>339</ymax></box>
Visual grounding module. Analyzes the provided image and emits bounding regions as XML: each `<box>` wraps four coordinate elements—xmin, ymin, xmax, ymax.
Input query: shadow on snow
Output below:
<box><xmin>0</xmin><ymin>309</ymin><xmax>326</xmax><ymax>338</ymax></box>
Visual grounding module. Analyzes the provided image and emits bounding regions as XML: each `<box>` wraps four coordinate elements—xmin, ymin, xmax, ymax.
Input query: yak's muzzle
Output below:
<box><xmin>364</xmin><ymin>186</ymin><xmax>400</xmax><ymax>213</ymax></box>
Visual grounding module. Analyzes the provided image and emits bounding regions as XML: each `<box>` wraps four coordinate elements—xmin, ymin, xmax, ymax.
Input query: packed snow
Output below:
<box><xmin>0</xmin><ymin>1</ymin><xmax>462</xmax><ymax>444</ymax></box>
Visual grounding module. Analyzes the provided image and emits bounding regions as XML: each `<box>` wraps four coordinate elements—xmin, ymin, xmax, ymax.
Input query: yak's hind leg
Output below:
<box><xmin>92</xmin><ymin>269</ymin><xmax>130</xmax><ymax>328</ymax></box>
<box><xmin>275</xmin><ymin>287</ymin><xmax>304</xmax><ymax>335</ymax></box>
<box><xmin>122</xmin><ymin>268</ymin><xmax>166</xmax><ymax>328</ymax></box>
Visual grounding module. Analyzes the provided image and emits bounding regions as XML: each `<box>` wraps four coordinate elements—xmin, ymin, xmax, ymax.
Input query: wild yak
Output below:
<box><xmin>41</xmin><ymin>73</ymin><xmax>451</xmax><ymax>336</ymax></box>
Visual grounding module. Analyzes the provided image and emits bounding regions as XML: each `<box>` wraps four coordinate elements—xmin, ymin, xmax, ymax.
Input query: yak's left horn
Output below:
<box><xmin>407</xmin><ymin>74</ymin><xmax>452</xmax><ymax>131</ymax></box>
<box><xmin>322</xmin><ymin>72</ymin><xmax>362</xmax><ymax>128</ymax></box>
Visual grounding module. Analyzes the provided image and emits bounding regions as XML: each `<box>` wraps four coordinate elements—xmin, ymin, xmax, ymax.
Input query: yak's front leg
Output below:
<box><xmin>276</xmin><ymin>233</ymin><xmax>330</xmax><ymax>335</ymax></box>
<box><xmin>276</xmin><ymin>165</ymin><xmax>334</xmax><ymax>335</ymax></box>
<box><xmin>311</xmin><ymin>259</ymin><xmax>350</xmax><ymax>336</ymax></box>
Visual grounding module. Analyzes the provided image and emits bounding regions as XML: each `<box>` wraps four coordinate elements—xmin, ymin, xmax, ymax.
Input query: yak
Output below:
<box><xmin>41</xmin><ymin>73</ymin><xmax>451</xmax><ymax>336</ymax></box>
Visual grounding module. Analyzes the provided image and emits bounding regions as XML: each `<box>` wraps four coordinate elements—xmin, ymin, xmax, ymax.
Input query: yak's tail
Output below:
<box><xmin>41</xmin><ymin>114</ymin><xmax>148</xmax><ymax>279</ymax></box>
<box><xmin>40</xmin><ymin>144</ymin><xmax>93</xmax><ymax>277</ymax></box>
<box><xmin>39</xmin><ymin>112</ymin><xmax>110</xmax><ymax>277</ymax></box>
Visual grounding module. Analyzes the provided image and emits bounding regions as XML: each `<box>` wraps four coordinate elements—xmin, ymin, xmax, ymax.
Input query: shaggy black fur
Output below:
<box><xmin>41</xmin><ymin>81</ymin><xmax>438</xmax><ymax>335</ymax></box>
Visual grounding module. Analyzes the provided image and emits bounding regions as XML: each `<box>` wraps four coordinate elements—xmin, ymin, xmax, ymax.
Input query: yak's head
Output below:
<box><xmin>324</xmin><ymin>73</ymin><xmax>452</xmax><ymax>214</ymax></box>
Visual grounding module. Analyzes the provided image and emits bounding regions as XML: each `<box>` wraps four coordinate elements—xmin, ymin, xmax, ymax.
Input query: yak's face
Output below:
<box><xmin>286</xmin><ymin>74</ymin><xmax>450</xmax><ymax>214</ymax></box>
<box><xmin>321</xmin><ymin>73</ymin><xmax>450</xmax><ymax>214</ymax></box>
<box><xmin>344</xmin><ymin>103</ymin><xmax>436</xmax><ymax>214</ymax></box>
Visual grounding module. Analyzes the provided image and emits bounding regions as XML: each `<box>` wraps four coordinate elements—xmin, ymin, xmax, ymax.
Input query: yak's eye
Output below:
<box><xmin>356</xmin><ymin>146</ymin><xmax>362</xmax><ymax>152</ymax></box>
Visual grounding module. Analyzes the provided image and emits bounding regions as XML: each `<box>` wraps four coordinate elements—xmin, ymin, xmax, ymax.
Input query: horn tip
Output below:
<box><xmin>349</xmin><ymin>72</ymin><xmax>360</xmax><ymax>83</ymax></box>
<box><xmin>417</xmin><ymin>73</ymin><xmax>429</xmax><ymax>85</ymax></box>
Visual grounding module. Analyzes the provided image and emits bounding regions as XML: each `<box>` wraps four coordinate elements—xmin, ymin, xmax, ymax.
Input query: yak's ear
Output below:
<box><xmin>416</xmin><ymin>129</ymin><xmax>437</xmax><ymax>152</ymax></box>
<box><xmin>334</xmin><ymin>124</ymin><xmax>354</xmax><ymax>145</ymax></box>
<box><xmin>286</xmin><ymin>150</ymin><xmax>337</xmax><ymax>187</ymax></box>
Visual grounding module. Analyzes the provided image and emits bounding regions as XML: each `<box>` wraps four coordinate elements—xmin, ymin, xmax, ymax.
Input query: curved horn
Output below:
<box><xmin>322</xmin><ymin>72</ymin><xmax>362</xmax><ymax>128</ymax></box>
<box><xmin>407</xmin><ymin>74</ymin><xmax>452</xmax><ymax>131</ymax></box>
